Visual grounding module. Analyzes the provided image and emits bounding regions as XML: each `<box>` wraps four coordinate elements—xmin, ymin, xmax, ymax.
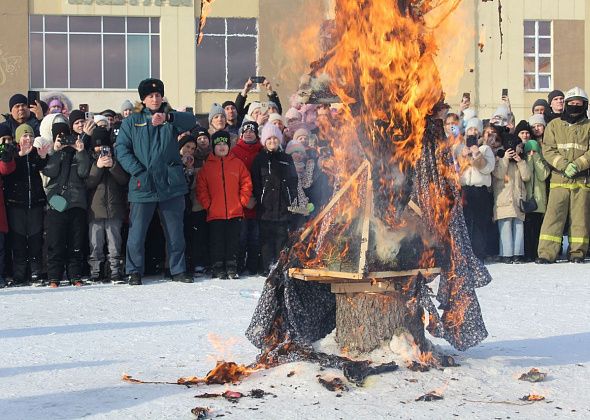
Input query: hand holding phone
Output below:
<box><xmin>501</xmin><ymin>88</ymin><xmax>509</xmax><ymax>98</ymax></box>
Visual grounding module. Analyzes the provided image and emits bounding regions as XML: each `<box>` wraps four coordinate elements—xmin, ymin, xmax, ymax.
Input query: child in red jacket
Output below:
<box><xmin>197</xmin><ymin>131</ymin><xmax>252</xmax><ymax>279</ymax></box>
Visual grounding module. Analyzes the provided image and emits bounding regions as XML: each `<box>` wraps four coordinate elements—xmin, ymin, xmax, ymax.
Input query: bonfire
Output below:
<box><xmin>244</xmin><ymin>0</ymin><xmax>492</xmax><ymax>375</ymax></box>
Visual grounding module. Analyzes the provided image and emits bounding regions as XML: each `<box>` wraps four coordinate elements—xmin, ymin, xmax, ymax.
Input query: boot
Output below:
<box><xmin>226</xmin><ymin>261</ymin><xmax>239</xmax><ymax>279</ymax></box>
<box><xmin>211</xmin><ymin>262</ymin><xmax>225</xmax><ymax>279</ymax></box>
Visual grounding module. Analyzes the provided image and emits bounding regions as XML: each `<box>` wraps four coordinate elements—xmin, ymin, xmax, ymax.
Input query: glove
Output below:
<box><xmin>524</xmin><ymin>140</ymin><xmax>541</xmax><ymax>154</ymax></box>
<box><xmin>564</xmin><ymin>162</ymin><xmax>578</xmax><ymax>178</ymax></box>
<box><xmin>306</xmin><ymin>202</ymin><xmax>315</xmax><ymax>214</ymax></box>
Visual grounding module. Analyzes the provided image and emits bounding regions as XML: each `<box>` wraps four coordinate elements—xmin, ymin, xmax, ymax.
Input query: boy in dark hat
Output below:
<box><xmin>115</xmin><ymin>78</ymin><xmax>197</xmax><ymax>285</ymax></box>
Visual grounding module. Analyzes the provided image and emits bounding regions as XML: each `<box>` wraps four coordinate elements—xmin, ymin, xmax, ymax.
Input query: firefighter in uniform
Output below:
<box><xmin>537</xmin><ymin>87</ymin><xmax>590</xmax><ymax>264</ymax></box>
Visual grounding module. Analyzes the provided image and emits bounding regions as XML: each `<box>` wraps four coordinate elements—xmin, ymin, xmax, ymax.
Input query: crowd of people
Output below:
<box><xmin>0</xmin><ymin>78</ymin><xmax>588</xmax><ymax>287</ymax></box>
<box><xmin>448</xmin><ymin>87</ymin><xmax>590</xmax><ymax>265</ymax></box>
<box><xmin>0</xmin><ymin>77</ymin><xmax>332</xmax><ymax>287</ymax></box>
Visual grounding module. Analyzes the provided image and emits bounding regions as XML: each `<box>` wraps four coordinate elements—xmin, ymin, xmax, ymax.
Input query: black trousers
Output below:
<box><xmin>260</xmin><ymin>221</ymin><xmax>289</xmax><ymax>271</ymax></box>
<box><xmin>462</xmin><ymin>185</ymin><xmax>492</xmax><ymax>260</ymax></box>
<box><xmin>209</xmin><ymin>218</ymin><xmax>241</xmax><ymax>270</ymax></box>
<box><xmin>7</xmin><ymin>206</ymin><xmax>44</xmax><ymax>283</ymax></box>
<box><xmin>185</xmin><ymin>210</ymin><xmax>209</xmax><ymax>270</ymax></box>
<box><xmin>524</xmin><ymin>211</ymin><xmax>544</xmax><ymax>260</ymax></box>
<box><xmin>46</xmin><ymin>207</ymin><xmax>87</xmax><ymax>280</ymax></box>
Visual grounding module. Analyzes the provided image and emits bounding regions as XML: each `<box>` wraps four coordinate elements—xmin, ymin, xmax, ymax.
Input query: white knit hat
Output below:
<box><xmin>464</xmin><ymin>118</ymin><xmax>483</xmax><ymax>135</ymax></box>
<box><xmin>528</xmin><ymin>113</ymin><xmax>546</xmax><ymax>127</ymax></box>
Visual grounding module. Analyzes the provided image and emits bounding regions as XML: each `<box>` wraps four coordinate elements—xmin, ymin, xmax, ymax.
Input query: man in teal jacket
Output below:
<box><xmin>115</xmin><ymin>78</ymin><xmax>196</xmax><ymax>285</ymax></box>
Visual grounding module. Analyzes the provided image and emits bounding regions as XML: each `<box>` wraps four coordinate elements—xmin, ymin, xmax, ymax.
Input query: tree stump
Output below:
<box><xmin>335</xmin><ymin>280</ymin><xmax>428</xmax><ymax>354</ymax></box>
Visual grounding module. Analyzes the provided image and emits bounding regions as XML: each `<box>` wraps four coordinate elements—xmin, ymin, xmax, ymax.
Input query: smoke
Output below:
<box><xmin>371</xmin><ymin>217</ymin><xmax>407</xmax><ymax>263</ymax></box>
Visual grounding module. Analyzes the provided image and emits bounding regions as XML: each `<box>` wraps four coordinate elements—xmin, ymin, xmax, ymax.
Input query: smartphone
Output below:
<box><xmin>185</xmin><ymin>106</ymin><xmax>194</xmax><ymax>114</ymax></box>
<box><xmin>501</xmin><ymin>88</ymin><xmax>508</xmax><ymax>97</ymax></box>
<box><xmin>79</xmin><ymin>104</ymin><xmax>89</xmax><ymax>113</ymax></box>
<box><xmin>466</xmin><ymin>135</ymin><xmax>479</xmax><ymax>148</ymax></box>
<box><xmin>27</xmin><ymin>90</ymin><xmax>40</xmax><ymax>106</ymax></box>
<box><xmin>100</xmin><ymin>145</ymin><xmax>111</xmax><ymax>157</ymax></box>
<box><xmin>85</xmin><ymin>111</ymin><xmax>94</xmax><ymax>120</ymax></box>
<box><xmin>251</xmin><ymin>76</ymin><xmax>266</xmax><ymax>84</ymax></box>
<box><xmin>462</xmin><ymin>92</ymin><xmax>470</xmax><ymax>101</ymax></box>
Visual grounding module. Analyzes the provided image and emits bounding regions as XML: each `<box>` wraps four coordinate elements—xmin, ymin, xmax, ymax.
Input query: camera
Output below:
<box><xmin>465</xmin><ymin>135</ymin><xmax>478</xmax><ymax>148</ymax></box>
<box><xmin>100</xmin><ymin>145</ymin><xmax>111</xmax><ymax>157</ymax></box>
<box><xmin>502</xmin><ymin>134</ymin><xmax>525</xmax><ymax>161</ymax></box>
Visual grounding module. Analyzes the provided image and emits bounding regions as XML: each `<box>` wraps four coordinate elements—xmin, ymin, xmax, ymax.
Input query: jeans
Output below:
<box><xmin>88</xmin><ymin>218</ymin><xmax>123</xmax><ymax>277</ymax></box>
<box><xmin>498</xmin><ymin>217</ymin><xmax>524</xmax><ymax>257</ymax></box>
<box><xmin>125</xmin><ymin>196</ymin><xmax>186</xmax><ymax>276</ymax></box>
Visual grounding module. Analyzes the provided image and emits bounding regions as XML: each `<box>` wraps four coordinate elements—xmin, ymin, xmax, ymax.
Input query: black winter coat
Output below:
<box><xmin>251</xmin><ymin>150</ymin><xmax>298</xmax><ymax>222</ymax></box>
<box><xmin>43</xmin><ymin>148</ymin><xmax>91</xmax><ymax>210</ymax></box>
<box><xmin>3</xmin><ymin>149</ymin><xmax>47</xmax><ymax>208</ymax></box>
<box><xmin>86</xmin><ymin>154</ymin><xmax>130</xmax><ymax>220</ymax></box>
<box><xmin>0</xmin><ymin>115</ymin><xmax>41</xmax><ymax>137</ymax></box>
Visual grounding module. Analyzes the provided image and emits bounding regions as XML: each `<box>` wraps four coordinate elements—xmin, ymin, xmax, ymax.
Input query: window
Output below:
<box><xmin>196</xmin><ymin>18</ymin><xmax>258</xmax><ymax>91</ymax></box>
<box><xmin>29</xmin><ymin>15</ymin><xmax>160</xmax><ymax>90</ymax></box>
<box><xmin>523</xmin><ymin>20</ymin><xmax>552</xmax><ymax>91</ymax></box>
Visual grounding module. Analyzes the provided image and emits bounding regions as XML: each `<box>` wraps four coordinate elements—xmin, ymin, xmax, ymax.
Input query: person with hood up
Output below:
<box><xmin>43</xmin><ymin>115</ymin><xmax>91</xmax><ymax>287</ymax></box>
<box><xmin>251</xmin><ymin>124</ymin><xmax>298</xmax><ymax>274</ymax></box>
<box><xmin>197</xmin><ymin>131</ymin><xmax>252</xmax><ymax>279</ymax></box>
<box><xmin>537</xmin><ymin>87</ymin><xmax>590</xmax><ymax>264</ymax></box>
<box><xmin>229</xmin><ymin>120</ymin><xmax>262</xmax><ymax>274</ymax></box>
<box><xmin>3</xmin><ymin>123</ymin><xmax>49</xmax><ymax>286</ymax></box>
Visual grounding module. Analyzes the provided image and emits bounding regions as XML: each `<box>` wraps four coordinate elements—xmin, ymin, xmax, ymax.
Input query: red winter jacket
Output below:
<box><xmin>196</xmin><ymin>153</ymin><xmax>252</xmax><ymax>222</ymax></box>
<box><xmin>229</xmin><ymin>138</ymin><xmax>262</xmax><ymax>219</ymax></box>
<box><xmin>0</xmin><ymin>158</ymin><xmax>17</xmax><ymax>232</ymax></box>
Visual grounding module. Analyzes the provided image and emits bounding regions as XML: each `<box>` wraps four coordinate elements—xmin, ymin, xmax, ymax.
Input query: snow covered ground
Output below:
<box><xmin>1</xmin><ymin>262</ymin><xmax>589</xmax><ymax>419</ymax></box>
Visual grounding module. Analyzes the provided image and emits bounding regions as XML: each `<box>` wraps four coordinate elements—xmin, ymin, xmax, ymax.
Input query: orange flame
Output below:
<box><xmin>197</xmin><ymin>0</ymin><xmax>218</xmax><ymax>45</ymax></box>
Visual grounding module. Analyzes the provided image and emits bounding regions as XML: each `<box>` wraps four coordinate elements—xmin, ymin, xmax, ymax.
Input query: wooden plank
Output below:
<box><xmin>367</xmin><ymin>268</ymin><xmax>441</xmax><ymax>278</ymax></box>
<box><xmin>331</xmin><ymin>281</ymin><xmax>398</xmax><ymax>294</ymax></box>
<box><xmin>288</xmin><ymin>268</ymin><xmax>363</xmax><ymax>280</ymax></box>
<box><xmin>357</xmin><ymin>163</ymin><xmax>372</xmax><ymax>274</ymax></box>
<box><xmin>407</xmin><ymin>199</ymin><xmax>423</xmax><ymax>218</ymax></box>
<box><xmin>299</xmin><ymin>161</ymin><xmax>369</xmax><ymax>242</ymax></box>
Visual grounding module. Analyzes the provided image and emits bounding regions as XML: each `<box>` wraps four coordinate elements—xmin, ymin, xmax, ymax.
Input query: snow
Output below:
<box><xmin>1</xmin><ymin>264</ymin><xmax>589</xmax><ymax>419</ymax></box>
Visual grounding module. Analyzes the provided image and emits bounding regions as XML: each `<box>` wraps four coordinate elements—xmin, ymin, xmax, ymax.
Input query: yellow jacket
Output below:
<box><xmin>542</xmin><ymin>117</ymin><xmax>590</xmax><ymax>185</ymax></box>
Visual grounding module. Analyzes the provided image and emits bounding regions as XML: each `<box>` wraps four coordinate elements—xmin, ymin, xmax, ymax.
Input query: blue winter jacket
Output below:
<box><xmin>115</xmin><ymin>107</ymin><xmax>195</xmax><ymax>203</ymax></box>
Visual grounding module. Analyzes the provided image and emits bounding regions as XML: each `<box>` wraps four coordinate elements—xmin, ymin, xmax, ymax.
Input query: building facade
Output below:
<box><xmin>0</xmin><ymin>0</ymin><xmax>587</xmax><ymax>120</ymax></box>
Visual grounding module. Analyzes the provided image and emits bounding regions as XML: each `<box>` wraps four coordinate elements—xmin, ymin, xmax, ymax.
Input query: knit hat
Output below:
<box><xmin>240</xmin><ymin>120</ymin><xmax>259</xmax><ymax>137</ymax></box>
<box><xmin>268</xmin><ymin>113</ymin><xmax>284</xmax><ymax>125</ymax></box>
<box><xmin>69</xmin><ymin>110</ymin><xmax>85</xmax><ymax>127</ymax></box>
<box><xmin>94</xmin><ymin>114</ymin><xmax>109</xmax><ymax>128</ymax></box>
<box><xmin>51</xmin><ymin>114</ymin><xmax>70</xmax><ymax>140</ymax></box>
<box><xmin>267</xmin><ymin>101</ymin><xmax>279</xmax><ymax>111</ymax></box>
<box><xmin>100</xmin><ymin>109</ymin><xmax>116</xmax><ymax>118</ymax></box>
<box><xmin>524</xmin><ymin>139</ymin><xmax>541</xmax><ymax>153</ymax></box>
<box><xmin>91</xmin><ymin>126</ymin><xmax>111</xmax><ymax>147</ymax></box>
<box><xmin>531</xmin><ymin>98</ymin><xmax>549</xmax><ymax>113</ymax></box>
<box><xmin>192</xmin><ymin>126</ymin><xmax>210</xmax><ymax>141</ymax></box>
<box><xmin>528</xmin><ymin>113</ymin><xmax>546</xmax><ymax>127</ymax></box>
<box><xmin>9</xmin><ymin>94</ymin><xmax>27</xmax><ymax>110</ymax></box>
<box><xmin>0</xmin><ymin>124</ymin><xmax>12</xmax><ymax>138</ymax></box>
<box><xmin>260</xmin><ymin>123</ymin><xmax>283</xmax><ymax>147</ymax></box>
<box><xmin>211</xmin><ymin>130</ymin><xmax>230</xmax><ymax>146</ymax></box>
<box><xmin>138</xmin><ymin>78</ymin><xmax>164</xmax><ymax>100</ymax></box>
<box><xmin>514</xmin><ymin>120</ymin><xmax>531</xmax><ymax>137</ymax></box>
<box><xmin>548</xmin><ymin>90</ymin><xmax>564</xmax><ymax>103</ymax></box>
<box><xmin>464</xmin><ymin>118</ymin><xmax>483</xmax><ymax>135</ymax></box>
<box><xmin>208</xmin><ymin>103</ymin><xmax>225</xmax><ymax>124</ymax></box>
<box><xmin>15</xmin><ymin>124</ymin><xmax>34</xmax><ymax>143</ymax></box>
<box><xmin>222</xmin><ymin>100</ymin><xmax>236</xmax><ymax>109</ymax></box>
<box><xmin>178</xmin><ymin>134</ymin><xmax>196</xmax><ymax>150</ymax></box>
<box><xmin>285</xmin><ymin>107</ymin><xmax>302</xmax><ymax>122</ymax></box>
<box><xmin>490</xmin><ymin>105</ymin><xmax>510</xmax><ymax>126</ymax></box>
<box><xmin>247</xmin><ymin>102</ymin><xmax>262</xmax><ymax>119</ymax></box>
<box><xmin>121</xmin><ymin>99</ymin><xmax>134</xmax><ymax>113</ymax></box>
<box><xmin>292</xmin><ymin>127</ymin><xmax>310</xmax><ymax>142</ymax></box>
<box><xmin>285</xmin><ymin>140</ymin><xmax>306</xmax><ymax>155</ymax></box>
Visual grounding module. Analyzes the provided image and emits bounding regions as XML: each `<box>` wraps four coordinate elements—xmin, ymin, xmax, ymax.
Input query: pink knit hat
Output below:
<box><xmin>260</xmin><ymin>123</ymin><xmax>283</xmax><ymax>147</ymax></box>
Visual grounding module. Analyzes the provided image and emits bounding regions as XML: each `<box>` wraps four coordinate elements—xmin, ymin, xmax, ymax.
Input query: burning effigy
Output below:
<box><xmin>245</xmin><ymin>0</ymin><xmax>492</xmax><ymax>369</ymax></box>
